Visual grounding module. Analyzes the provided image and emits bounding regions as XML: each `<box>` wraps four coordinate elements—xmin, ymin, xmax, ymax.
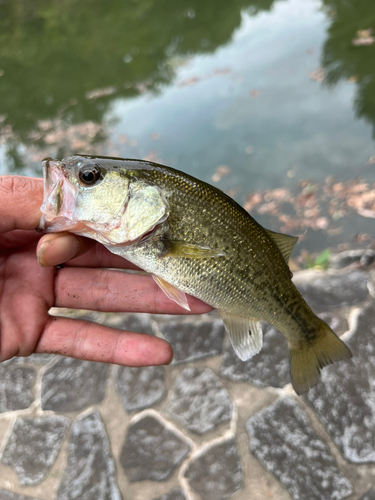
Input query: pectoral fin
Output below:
<box><xmin>163</xmin><ymin>240</ymin><xmax>226</xmax><ymax>259</ymax></box>
<box><xmin>218</xmin><ymin>310</ymin><xmax>263</xmax><ymax>360</ymax></box>
<box><xmin>152</xmin><ymin>275</ymin><xmax>191</xmax><ymax>311</ymax></box>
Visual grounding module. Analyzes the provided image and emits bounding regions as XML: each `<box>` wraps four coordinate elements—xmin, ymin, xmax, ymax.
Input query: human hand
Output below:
<box><xmin>0</xmin><ymin>176</ymin><xmax>212</xmax><ymax>365</ymax></box>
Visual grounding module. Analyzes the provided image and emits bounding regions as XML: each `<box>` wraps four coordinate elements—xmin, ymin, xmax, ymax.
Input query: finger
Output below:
<box><xmin>54</xmin><ymin>267</ymin><xmax>213</xmax><ymax>314</ymax></box>
<box><xmin>37</xmin><ymin>233</ymin><xmax>96</xmax><ymax>267</ymax></box>
<box><xmin>36</xmin><ymin>316</ymin><xmax>173</xmax><ymax>366</ymax></box>
<box><xmin>37</xmin><ymin>234</ymin><xmax>140</xmax><ymax>270</ymax></box>
<box><xmin>0</xmin><ymin>176</ymin><xmax>43</xmax><ymax>233</ymax></box>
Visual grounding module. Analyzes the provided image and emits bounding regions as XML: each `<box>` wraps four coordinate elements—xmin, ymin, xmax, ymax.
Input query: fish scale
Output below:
<box><xmin>39</xmin><ymin>155</ymin><xmax>352</xmax><ymax>394</ymax></box>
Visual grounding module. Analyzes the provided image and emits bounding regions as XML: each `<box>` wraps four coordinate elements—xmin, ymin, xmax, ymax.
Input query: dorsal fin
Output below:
<box><xmin>266</xmin><ymin>229</ymin><xmax>298</xmax><ymax>264</ymax></box>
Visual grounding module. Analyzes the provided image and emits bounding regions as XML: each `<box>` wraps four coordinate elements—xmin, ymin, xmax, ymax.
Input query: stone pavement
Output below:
<box><xmin>1</xmin><ymin>250</ymin><xmax>375</xmax><ymax>499</ymax></box>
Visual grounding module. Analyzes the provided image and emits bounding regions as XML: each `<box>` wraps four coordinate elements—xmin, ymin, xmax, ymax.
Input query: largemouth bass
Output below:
<box><xmin>39</xmin><ymin>155</ymin><xmax>352</xmax><ymax>394</ymax></box>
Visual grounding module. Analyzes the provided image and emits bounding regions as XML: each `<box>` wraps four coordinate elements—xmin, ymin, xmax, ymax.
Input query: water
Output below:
<box><xmin>1</xmin><ymin>0</ymin><xmax>375</xmax><ymax>254</ymax></box>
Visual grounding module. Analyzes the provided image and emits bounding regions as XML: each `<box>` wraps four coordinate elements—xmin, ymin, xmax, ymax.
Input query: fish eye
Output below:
<box><xmin>78</xmin><ymin>164</ymin><xmax>101</xmax><ymax>185</ymax></box>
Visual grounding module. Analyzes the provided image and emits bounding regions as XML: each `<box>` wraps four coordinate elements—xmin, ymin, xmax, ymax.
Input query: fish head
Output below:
<box><xmin>39</xmin><ymin>155</ymin><xmax>168</xmax><ymax>246</ymax></box>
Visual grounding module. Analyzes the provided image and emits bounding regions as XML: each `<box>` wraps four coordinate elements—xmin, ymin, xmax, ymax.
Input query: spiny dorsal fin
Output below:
<box><xmin>266</xmin><ymin>229</ymin><xmax>298</xmax><ymax>264</ymax></box>
<box><xmin>218</xmin><ymin>310</ymin><xmax>262</xmax><ymax>360</ymax></box>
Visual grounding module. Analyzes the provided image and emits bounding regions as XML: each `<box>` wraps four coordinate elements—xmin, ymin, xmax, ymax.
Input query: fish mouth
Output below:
<box><xmin>38</xmin><ymin>158</ymin><xmax>79</xmax><ymax>232</ymax></box>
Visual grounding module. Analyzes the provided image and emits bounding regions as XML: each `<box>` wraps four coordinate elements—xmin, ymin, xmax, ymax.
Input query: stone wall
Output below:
<box><xmin>0</xmin><ymin>259</ymin><xmax>375</xmax><ymax>499</ymax></box>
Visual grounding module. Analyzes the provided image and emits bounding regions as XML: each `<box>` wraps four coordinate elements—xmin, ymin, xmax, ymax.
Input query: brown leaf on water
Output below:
<box><xmin>352</xmin><ymin>29</ymin><xmax>375</xmax><ymax>46</ymax></box>
<box><xmin>308</xmin><ymin>66</ymin><xmax>325</xmax><ymax>82</ymax></box>
<box><xmin>212</xmin><ymin>165</ymin><xmax>231</xmax><ymax>182</ymax></box>
<box><xmin>250</xmin><ymin>88</ymin><xmax>261</xmax><ymax>98</ymax></box>
<box><xmin>244</xmin><ymin>192</ymin><xmax>263</xmax><ymax>212</ymax></box>
<box><xmin>85</xmin><ymin>86</ymin><xmax>117</xmax><ymax>100</ymax></box>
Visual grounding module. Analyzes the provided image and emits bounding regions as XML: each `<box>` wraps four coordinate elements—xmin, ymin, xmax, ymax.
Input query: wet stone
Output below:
<box><xmin>0</xmin><ymin>490</ymin><xmax>40</xmax><ymax>500</ymax></box>
<box><xmin>56</xmin><ymin>411</ymin><xmax>121</xmax><ymax>500</ymax></box>
<box><xmin>2</xmin><ymin>353</ymin><xmax>56</xmax><ymax>366</ymax></box>
<box><xmin>167</xmin><ymin>367</ymin><xmax>232</xmax><ymax>434</ymax></box>
<box><xmin>153</xmin><ymin>487</ymin><xmax>187</xmax><ymax>500</ymax></box>
<box><xmin>306</xmin><ymin>302</ymin><xmax>375</xmax><ymax>463</ymax></box>
<box><xmin>0</xmin><ymin>365</ymin><xmax>36</xmax><ymax>413</ymax></box>
<box><xmin>247</xmin><ymin>397</ymin><xmax>352</xmax><ymax>500</ymax></box>
<box><xmin>115</xmin><ymin>365</ymin><xmax>166</xmax><ymax>412</ymax></box>
<box><xmin>184</xmin><ymin>439</ymin><xmax>243</xmax><ymax>500</ymax></box>
<box><xmin>41</xmin><ymin>357</ymin><xmax>109</xmax><ymax>412</ymax></box>
<box><xmin>359</xmin><ymin>489</ymin><xmax>375</xmax><ymax>500</ymax></box>
<box><xmin>1</xmin><ymin>416</ymin><xmax>70</xmax><ymax>486</ymax></box>
<box><xmin>120</xmin><ymin>415</ymin><xmax>190</xmax><ymax>482</ymax></box>
<box><xmin>220</xmin><ymin>322</ymin><xmax>289</xmax><ymax>388</ymax></box>
<box><xmin>329</xmin><ymin>249</ymin><xmax>375</xmax><ymax>269</ymax></box>
<box><xmin>118</xmin><ymin>313</ymin><xmax>155</xmax><ymax>336</ymax></box>
<box><xmin>158</xmin><ymin>318</ymin><xmax>224</xmax><ymax>364</ymax></box>
<box><xmin>295</xmin><ymin>270</ymin><xmax>369</xmax><ymax>312</ymax></box>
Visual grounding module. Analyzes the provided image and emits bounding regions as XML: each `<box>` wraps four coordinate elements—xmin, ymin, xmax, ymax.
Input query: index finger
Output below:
<box><xmin>0</xmin><ymin>176</ymin><xmax>43</xmax><ymax>233</ymax></box>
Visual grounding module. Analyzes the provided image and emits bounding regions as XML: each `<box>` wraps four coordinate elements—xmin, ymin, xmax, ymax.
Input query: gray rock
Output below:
<box><xmin>158</xmin><ymin>318</ymin><xmax>224</xmax><ymax>364</ymax></box>
<box><xmin>359</xmin><ymin>489</ymin><xmax>375</xmax><ymax>500</ymax></box>
<box><xmin>296</xmin><ymin>270</ymin><xmax>369</xmax><ymax>312</ymax></box>
<box><xmin>118</xmin><ymin>313</ymin><xmax>155</xmax><ymax>336</ymax></box>
<box><xmin>1</xmin><ymin>354</ymin><xmax>56</xmax><ymax>365</ymax></box>
<box><xmin>184</xmin><ymin>439</ymin><xmax>243</xmax><ymax>500</ymax></box>
<box><xmin>120</xmin><ymin>415</ymin><xmax>190</xmax><ymax>482</ymax></box>
<box><xmin>220</xmin><ymin>322</ymin><xmax>289</xmax><ymax>388</ymax></box>
<box><xmin>247</xmin><ymin>397</ymin><xmax>352</xmax><ymax>500</ymax></box>
<box><xmin>1</xmin><ymin>416</ymin><xmax>70</xmax><ymax>486</ymax></box>
<box><xmin>329</xmin><ymin>249</ymin><xmax>375</xmax><ymax>269</ymax></box>
<box><xmin>115</xmin><ymin>365</ymin><xmax>166</xmax><ymax>412</ymax></box>
<box><xmin>41</xmin><ymin>357</ymin><xmax>109</xmax><ymax>412</ymax></box>
<box><xmin>167</xmin><ymin>367</ymin><xmax>232</xmax><ymax>434</ymax></box>
<box><xmin>306</xmin><ymin>302</ymin><xmax>375</xmax><ymax>463</ymax></box>
<box><xmin>0</xmin><ymin>490</ymin><xmax>40</xmax><ymax>500</ymax></box>
<box><xmin>152</xmin><ymin>487</ymin><xmax>187</xmax><ymax>500</ymax></box>
<box><xmin>0</xmin><ymin>365</ymin><xmax>35</xmax><ymax>413</ymax></box>
<box><xmin>56</xmin><ymin>411</ymin><xmax>121</xmax><ymax>500</ymax></box>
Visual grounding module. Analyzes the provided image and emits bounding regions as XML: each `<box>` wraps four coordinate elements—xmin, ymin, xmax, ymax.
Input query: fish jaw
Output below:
<box><xmin>39</xmin><ymin>158</ymin><xmax>81</xmax><ymax>232</ymax></box>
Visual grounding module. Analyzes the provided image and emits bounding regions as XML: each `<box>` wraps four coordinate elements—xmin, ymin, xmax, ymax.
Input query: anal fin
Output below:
<box><xmin>218</xmin><ymin>310</ymin><xmax>263</xmax><ymax>360</ymax></box>
<box><xmin>152</xmin><ymin>275</ymin><xmax>191</xmax><ymax>311</ymax></box>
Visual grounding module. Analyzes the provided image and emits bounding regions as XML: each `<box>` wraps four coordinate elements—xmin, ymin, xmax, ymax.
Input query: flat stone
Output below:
<box><xmin>306</xmin><ymin>302</ymin><xmax>375</xmax><ymax>463</ymax></box>
<box><xmin>152</xmin><ymin>487</ymin><xmax>187</xmax><ymax>500</ymax></box>
<box><xmin>120</xmin><ymin>415</ymin><xmax>190</xmax><ymax>482</ymax></box>
<box><xmin>115</xmin><ymin>365</ymin><xmax>166</xmax><ymax>412</ymax></box>
<box><xmin>0</xmin><ymin>490</ymin><xmax>40</xmax><ymax>500</ymax></box>
<box><xmin>1</xmin><ymin>416</ymin><xmax>70</xmax><ymax>486</ymax></box>
<box><xmin>2</xmin><ymin>354</ymin><xmax>56</xmax><ymax>365</ymax></box>
<box><xmin>167</xmin><ymin>367</ymin><xmax>232</xmax><ymax>434</ymax></box>
<box><xmin>117</xmin><ymin>313</ymin><xmax>155</xmax><ymax>336</ymax></box>
<box><xmin>41</xmin><ymin>357</ymin><xmax>109</xmax><ymax>412</ymax></box>
<box><xmin>56</xmin><ymin>411</ymin><xmax>121</xmax><ymax>500</ymax></box>
<box><xmin>329</xmin><ymin>249</ymin><xmax>375</xmax><ymax>269</ymax></box>
<box><xmin>359</xmin><ymin>490</ymin><xmax>375</xmax><ymax>500</ymax></box>
<box><xmin>247</xmin><ymin>397</ymin><xmax>352</xmax><ymax>500</ymax></box>
<box><xmin>295</xmin><ymin>270</ymin><xmax>369</xmax><ymax>312</ymax></box>
<box><xmin>220</xmin><ymin>322</ymin><xmax>289</xmax><ymax>388</ymax></box>
<box><xmin>158</xmin><ymin>318</ymin><xmax>224</xmax><ymax>364</ymax></box>
<box><xmin>0</xmin><ymin>365</ymin><xmax>36</xmax><ymax>413</ymax></box>
<box><xmin>184</xmin><ymin>439</ymin><xmax>243</xmax><ymax>500</ymax></box>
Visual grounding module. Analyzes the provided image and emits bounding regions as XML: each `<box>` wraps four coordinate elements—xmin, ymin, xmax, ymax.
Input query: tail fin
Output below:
<box><xmin>290</xmin><ymin>323</ymin><xmax>352</xmax><ymax>395</ymax></box>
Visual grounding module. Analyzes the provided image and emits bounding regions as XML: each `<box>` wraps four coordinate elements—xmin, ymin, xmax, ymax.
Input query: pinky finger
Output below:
<box><xmin>35</xmin><ymin>316</ymin><xmax>173</xmax><ymax>366</ymax></box>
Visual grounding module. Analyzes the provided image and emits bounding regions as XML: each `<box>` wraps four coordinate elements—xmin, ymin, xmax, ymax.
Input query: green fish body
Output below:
<box><xmin>39</xmin><ymin>155</ymin><xmax>352</xmax><ymax>394</ymax></box>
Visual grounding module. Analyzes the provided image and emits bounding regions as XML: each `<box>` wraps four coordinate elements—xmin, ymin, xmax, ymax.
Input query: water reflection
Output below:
<box><xmin>1</xmin><ymin>0</ymin><xmax>375</xmax><ymax>253</ymax></box>
<box><xmin>0</xmin><ymin>0</ymin><xmax>275</xmax><ymax>168</ymax></box>
<box><xmin>322</xmin><ymin>0</ymin><xmax>375</xmax><ymax>134</ymax></box>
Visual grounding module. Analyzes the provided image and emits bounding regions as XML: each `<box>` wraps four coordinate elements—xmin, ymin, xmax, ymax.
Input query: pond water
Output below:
<box><xmin>1</xmin><ymin>0</ymin><xmax>375</xmax><ymax>255</ymax></box>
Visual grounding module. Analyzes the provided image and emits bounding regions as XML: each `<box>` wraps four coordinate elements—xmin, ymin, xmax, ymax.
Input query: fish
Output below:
<box><xmin>39</xmin><ymin>154</ymin><xmax>352</xmax><ymax>394</ymax></box>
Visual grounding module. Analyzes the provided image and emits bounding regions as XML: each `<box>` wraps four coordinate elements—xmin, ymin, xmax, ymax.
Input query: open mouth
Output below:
<box><xmin>38</xmin><ymin>158</ymin><xmax>78</xmax><ymax>232</ymax></box>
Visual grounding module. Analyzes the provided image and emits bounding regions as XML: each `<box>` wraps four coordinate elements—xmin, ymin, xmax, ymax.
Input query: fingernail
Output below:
<box><xmin>37</xmin><ymin>234</ymin><xmax>80</xmax><ymax>267</ymax></box>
